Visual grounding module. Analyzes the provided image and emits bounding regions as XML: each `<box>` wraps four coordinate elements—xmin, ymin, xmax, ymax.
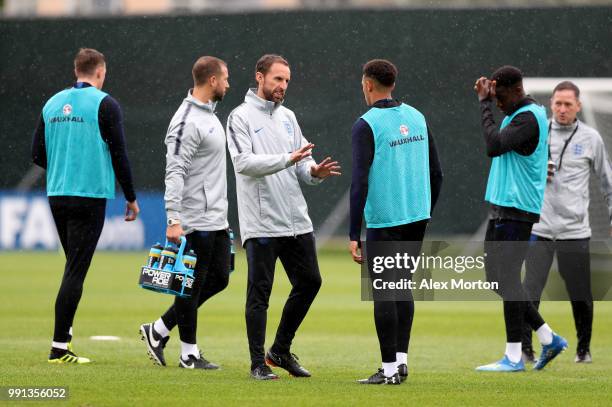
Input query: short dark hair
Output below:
<box><xmin>192</xmin><ymin>56</ymin><xmax>226</xmax><ymax>86</ymax></box>
<box><xmin>491</xmin><ymin>65</ymin><xmax>523</xmax><ymax>88</ymax></box>
<box><xmin>256</xmin><ymin>54</ymin><xmax>289</xmax><ymax>75</ymax></box>
<box><xmin>74</xmin><ymin>48</ymin><xmax>105</xmax><ymax>76</ymax></box>
<box><xmin>363</xmin><ymin>59</ymin><xmax>397</xmax><ymax>88</ymax></box>
<box><xmin>553</xmin><ymin>80</ymin><xmax>580</xmax><ymax>99</ymax></box>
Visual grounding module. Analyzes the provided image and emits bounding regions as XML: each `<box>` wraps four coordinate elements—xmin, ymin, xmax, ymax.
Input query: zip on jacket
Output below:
<box><xmin>532</xmin><ymin>119</ymin><xmax>612</xmax><ymax>240</ymax></box>
<box><xmin>227</xmin><ymin>89</ymin><xmax>323</xmax><ymax>243</ymax></box>
<box><xmin>164</xmin><ymin>89</ymin><xmax>229</xmax><ymax>234</ymax></box>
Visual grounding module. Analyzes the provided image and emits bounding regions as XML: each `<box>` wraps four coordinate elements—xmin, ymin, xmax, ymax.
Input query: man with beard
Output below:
<box><xmin>227</xmin><ymin>54</ymin><xmax>341</xmax><ymax>380</ymax></box>
<box><xmin>139</xmin><ymin>56</ymin><xmax>232</xmax><ymax>370</ymax></box>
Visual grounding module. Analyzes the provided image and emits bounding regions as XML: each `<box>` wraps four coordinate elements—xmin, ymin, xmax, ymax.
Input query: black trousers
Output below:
<box><xmin>484</xmin><ymin>219</ymin><xmax>545</xmax><ymax>343</ymax></box>
<box><xmin>523</xmin><ymin>236</ymin><xmax>592</xmax><ymax>352</ymax></box>
<box><xmin>244</xmin><ymin>233</ymin><xmax>322</xmax><ymax>368</ymax></box>
<box><xmin>161</xmin><ymin>229</ymin><xmax>230</xmax><ymax>344</ymax></box>
<box><xmin>49</xmin><ymin>196</ymin><xmax>106</xmax><ymax>343</ymax></box>
<box><xmin>367</xmin><ymin>220</ymin><xmax>428</xmax><ymax>363</ymax></box>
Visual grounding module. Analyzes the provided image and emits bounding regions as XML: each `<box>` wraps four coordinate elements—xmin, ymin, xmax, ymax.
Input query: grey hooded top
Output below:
<box><xmin>226</xmin><ymin>89</ymin><xmax>323</xmax><ymax>243</ymax></box>
<box><xmin>532</xmin><ymin>119</ymin><xmax>612</xmax><ymax>239</ymax></box>
<box><xmin>164</xmin><ymin>90</ymin><xmax>229</xmax><ymax>234</ymax></box>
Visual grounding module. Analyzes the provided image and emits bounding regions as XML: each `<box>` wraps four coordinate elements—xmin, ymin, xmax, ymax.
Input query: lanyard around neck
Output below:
<box><xmin>548</xmin><ymin>121</ymin><xmax>579</xmax><ymax>171</ymax></box>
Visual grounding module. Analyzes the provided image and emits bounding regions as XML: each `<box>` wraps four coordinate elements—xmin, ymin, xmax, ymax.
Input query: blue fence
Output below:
<box><xmin>0</xmin><ymin>190</ymin><xmax>166</xmax><ymax>251</ymax></box>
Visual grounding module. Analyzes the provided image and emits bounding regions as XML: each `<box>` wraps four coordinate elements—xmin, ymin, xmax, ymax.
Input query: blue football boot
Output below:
<box><xmin>476</xmin><ymin>355</ymin><xmax>525</xmax><ymax>372</ymax></box>
<box><xmin>534</xmin><ymin>333</ymin><xmax>568</xmax><ymax>370</ymax></box>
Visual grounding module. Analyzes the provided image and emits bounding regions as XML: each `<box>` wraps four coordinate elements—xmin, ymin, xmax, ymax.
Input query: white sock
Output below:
<box><xmin>52</xmin><ymin>341</ymin><xmax>68</xmax><ymax>350</ymax></box>
<box><xmin>154</xmin><ymin>318</ymin><xmax>170</xmax><ymax>338</ymax></box>
<box><xmin>396</xmin><ymin>352</ymin><xmax>408</xmax><ymax>368</ymax></box>
<box><xmin>536</xmin><ymin>323</ymin><xmax>553</xmax><ymax>345</ymax></box>
<box><xmin>180</xmin><ymin>342</ymin><xmax>199</xmax><ymax>359</ymax></box>
<box><xmin>505</xmin><ymin>342</ymin><xmax>522</xmax><ymax>363</ymax></box>
<box><xmin>382</xmin><ymin>362</ymin><xmax>397</xmax><ymax>377</ymax></box>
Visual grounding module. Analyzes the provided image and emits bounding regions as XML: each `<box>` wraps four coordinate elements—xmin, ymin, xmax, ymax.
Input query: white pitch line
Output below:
<box><xmin>89</xmin><ymin>336</ymin><xmax>121</xmax><ymax>341</ymax></box>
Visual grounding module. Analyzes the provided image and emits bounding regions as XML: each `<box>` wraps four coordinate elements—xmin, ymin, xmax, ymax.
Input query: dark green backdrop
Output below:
<box><xmin>1</xmin><ymin>7</ymin><xmax>611</xmax><ymax>235</ymax></box>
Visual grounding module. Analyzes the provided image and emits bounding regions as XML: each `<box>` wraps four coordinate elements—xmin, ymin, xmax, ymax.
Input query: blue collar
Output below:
<box><xmin>74</xmin><ymin>82</ymin><xmax>93</xmax><ymax>89</ymax></box>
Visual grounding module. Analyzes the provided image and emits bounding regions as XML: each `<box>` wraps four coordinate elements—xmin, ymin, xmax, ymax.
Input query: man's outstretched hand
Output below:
<box><xmin>290</xmin><ymin>143</ymin><xmax>314</xmax><ymax>163</ymax></box>
<box><xmin>310</xmin><ymin>156</ymin><xmax>341</xmax><ymax>179</ymax></box>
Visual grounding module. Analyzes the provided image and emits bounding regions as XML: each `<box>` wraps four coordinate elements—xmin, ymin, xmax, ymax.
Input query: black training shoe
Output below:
<box><xmin>522</xmin><ymin>348</ymin><xmax>537</xmax><ymax>364</ymax></box>
<box><xmin>139</xmin><ymin>323</ymin><xmax>170</xmax><ymax>366</ymax></box>
<box><xmin>397</xmin><ymin>363</ymin><xmax>408</xmax><ymax>382</ymax></box>
<box><xmin>265</xmin><ymin>350</ymin><xmax>311</xmax><ymax>377</ymax></box>
<box><xmin>178</xmin><ymin>352</ymin><xmax>219</xmax><ymax>370</ymax></box>
<box><xmin>575</xmin><ymin>350</ymin><xmax>592</xmax><ymax>363</ymax></box>
<box><xmin>357</xmin><ymin>369</ymin><xmax>401</xmax><ymax>385</ymax></box>
<box><xmin>251</xmin><ymin>364</ymin><xmax>279</xmax><ymax>380</ymax></box>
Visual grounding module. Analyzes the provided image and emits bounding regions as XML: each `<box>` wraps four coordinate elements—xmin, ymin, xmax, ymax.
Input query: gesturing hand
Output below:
<box><xmin>310</xmin><ymin>156</ymin><xmax>341</xmax><ymax>179</ymax></box>
<box><xmin>290</xmin><ymin>143</ymin><xmax>314</xmax><ymax>164</ymax></box>
<box><xmin>474</xmin><ymin>77</ymin><xmax>492</xmax><ymax>101</ymax></box>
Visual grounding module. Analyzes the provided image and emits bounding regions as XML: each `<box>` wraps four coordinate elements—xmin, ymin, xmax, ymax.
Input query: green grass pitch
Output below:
<box><xmin>1</xmin><ymin>249</ymin><xmax>611</xmax><ymax>406</ymax></box>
